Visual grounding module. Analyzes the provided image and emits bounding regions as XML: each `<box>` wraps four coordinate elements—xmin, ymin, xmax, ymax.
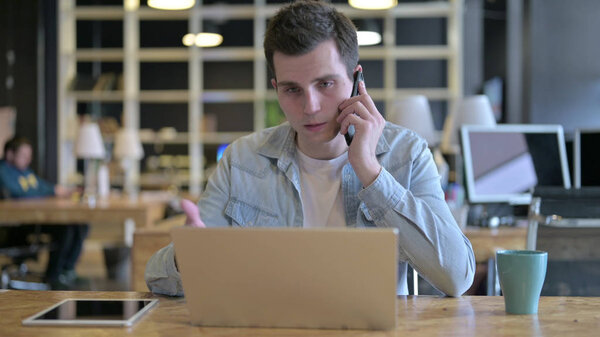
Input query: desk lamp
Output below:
<box><xmin>75</xmin><ymin>121</ymin><xmax>106</xmax><ymax>206</ymax></box>
<box><xmin>114</xmin><ymin>128</ymin><xmax>144</xmax><ymax>201</ymax></box>
<box><xmin>390</xmin><ymin>95</ymin><xmax>448</xmax><ymax>189</ymax></box>
<box><xmin>439</xmin><ymin>95</ymin><xmax>496</xmax><ymax>227</ymax></box>
<box><xmin>441</xmin><ymin>95</ymin><xmax>497</xmax><ymax>155</ymax></box>
<box><xmin>390</xmin><ymin>95</ymin><xmax>438</xmax><ymax>146</ymax></box>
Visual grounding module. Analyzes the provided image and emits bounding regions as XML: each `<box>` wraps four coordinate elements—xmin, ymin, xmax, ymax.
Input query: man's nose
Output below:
<box><xmin>303</xmin><ymin>89</ymin><xmax>321</xmax><ymax>115</ymax></box>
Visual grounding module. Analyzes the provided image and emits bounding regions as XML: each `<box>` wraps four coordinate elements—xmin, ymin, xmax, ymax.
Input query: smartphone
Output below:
<box><xmin>345</xmin><ymin>70</ymin><xmax>364</xmax><ymax>146</ymax></box>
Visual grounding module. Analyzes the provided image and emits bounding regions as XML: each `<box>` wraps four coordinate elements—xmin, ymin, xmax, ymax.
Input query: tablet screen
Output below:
<box><xmin>22</xmin><ymin>299</ymin><xmax>158</xmax><ymax>327</ymax></box>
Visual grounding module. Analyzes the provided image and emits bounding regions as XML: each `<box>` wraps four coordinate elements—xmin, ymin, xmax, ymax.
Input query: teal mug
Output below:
<box><xmin>496</xmin><ymin>250</ymin><xmax>548</xmax><ymax>314</ymax></box>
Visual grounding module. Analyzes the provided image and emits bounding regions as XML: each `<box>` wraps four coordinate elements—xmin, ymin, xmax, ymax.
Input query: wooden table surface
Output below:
<box><xmin>2</xmin><ymin>290</ymin><xmax>598</xmax><ymax>336</ymax></box>
<box><xmin>0</xmin><ymin>193</ymin><xmax>169</xmax><ymax>228</ymax></box>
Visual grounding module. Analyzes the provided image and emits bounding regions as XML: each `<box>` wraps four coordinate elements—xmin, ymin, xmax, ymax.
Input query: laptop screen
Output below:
<box><xmin>461</xmin><ymin>124</ymin><xmax>571</xmax><ymax>204</ymax></box>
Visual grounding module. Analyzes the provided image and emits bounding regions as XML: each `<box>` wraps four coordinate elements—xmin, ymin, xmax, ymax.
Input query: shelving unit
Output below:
<box><xmin>58</xmin><ymin>0</ymin><xmax>463</xmax><ymax>196</ymax></box>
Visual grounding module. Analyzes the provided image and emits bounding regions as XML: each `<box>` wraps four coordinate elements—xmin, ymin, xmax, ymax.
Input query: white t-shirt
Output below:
<box><xmin>296</xmin><ymin>148</ymin><xmax>348</xmax><ymax>228</ymax></box>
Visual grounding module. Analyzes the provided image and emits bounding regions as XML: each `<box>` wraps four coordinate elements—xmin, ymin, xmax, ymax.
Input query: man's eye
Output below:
<box><xmin>285</xmin><ymin>87</ymin><xmax>300</xmax><ymax>94</ymax></box>
<box><xmin>320</xmin><ymin>81</ymin><xmax>334</xmax><ymax>88</ymax></box>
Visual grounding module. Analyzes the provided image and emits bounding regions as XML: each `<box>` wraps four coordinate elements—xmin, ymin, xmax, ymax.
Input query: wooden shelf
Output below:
<box><xmin>76</xmin><ymin>46</ymin><xmax>450</xmax><ymax>62</ymax></box>
<box><xmin>71</xmin><ymin>90</ymin><xmax>260</xmax><ymax>103</ymax></box>
<box><xmin>76</xmin><ymin>47</ymin><xmax>257</xmax><ymax>62</ymax></box>
<box><xmin>71</xmin><ymin>88</ymin><xmax>451</xmax><ymax>103</ymax></box>
<box><xmin>138</xmin><ymin>131</ymin><xmax>250</xmax><ymax>145</ymax></box>
<box><xmin>359</xmin><ymin>46</ymin><xmax>451</xmax><ymax>60</ymax></box>
<box><xmin>102</xmin><ymin>131</ymin><xmax>249</xmax><ymax>145</ymax></box>
<box><xmin>59</xmin><ymin>1</ymin><xmax>463</xmax><ymax>196</ymax></box>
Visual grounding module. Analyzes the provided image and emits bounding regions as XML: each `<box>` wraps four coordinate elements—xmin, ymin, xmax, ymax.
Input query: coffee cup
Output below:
<box><xmin>496</xmin><ymin>250</ymin><xmax>547</xmax><ymax>314</ymax></box>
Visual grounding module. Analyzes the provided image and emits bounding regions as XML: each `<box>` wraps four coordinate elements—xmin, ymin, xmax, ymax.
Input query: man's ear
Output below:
<box><xmin>270</xmin><ymin>78</ymin><xmax>277</xmax><ymax>90</ymax></box>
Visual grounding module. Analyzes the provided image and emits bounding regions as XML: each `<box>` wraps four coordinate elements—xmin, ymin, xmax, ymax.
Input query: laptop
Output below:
<box><xmin>170</xmin><ymin>226</ymin><xmax>398</xmax><ymax>330</ymax></box>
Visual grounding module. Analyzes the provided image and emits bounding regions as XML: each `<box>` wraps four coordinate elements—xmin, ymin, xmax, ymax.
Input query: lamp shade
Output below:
<box><xmin>75</xmin><ymin>121</ymin><xmax>106</xmax><ymax>159</ymax></box>
<box><xmin>114</xmin><ymin>128</ymin><xmax>144</xmax><ymax>160</ymax></box>
<box><xmin>441</xmin><ymin>95</ymin><xmax>497</xmax><ymax>153</ymax></box>
<box><xmin>390</xmin><ymin>95</ymin><xmax>438</xmax><ymax>146</ymax></box>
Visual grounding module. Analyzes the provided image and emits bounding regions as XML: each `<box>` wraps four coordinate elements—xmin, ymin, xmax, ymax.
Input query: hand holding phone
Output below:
<box><xmin>345</xmin><ymin>70</ymin><xmax>364</xmax><ymax>146</ymax></box>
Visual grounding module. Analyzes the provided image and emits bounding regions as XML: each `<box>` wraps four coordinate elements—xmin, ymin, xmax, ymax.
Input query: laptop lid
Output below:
<box><xmin>171</xmin><ymin>227</ymin><xmax>398</xmax><ymax>330</ymax></box>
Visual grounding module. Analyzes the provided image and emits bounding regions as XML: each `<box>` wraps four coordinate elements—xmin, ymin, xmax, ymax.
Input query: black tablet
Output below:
<box><xmin>22</xmin><ymin>299</ymin><xmax>158</xmax><ymax>327</ymax></box>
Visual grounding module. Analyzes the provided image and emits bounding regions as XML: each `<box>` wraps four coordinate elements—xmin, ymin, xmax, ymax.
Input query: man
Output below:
<box><xmin>0</xmin><ymin>136</ymin><xmax>89</xmax><ymax>289</ymax></box>
<box><xmin>146</xmin><ymin>0</ymin><xmax>475</xmax><ymax>297</ymax></box>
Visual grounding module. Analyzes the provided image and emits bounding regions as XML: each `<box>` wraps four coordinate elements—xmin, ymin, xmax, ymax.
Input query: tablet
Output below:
<box><xmin>22</xmin><ymin>299</ymin><xmax>158</xmax><ymax>327</ymax></box>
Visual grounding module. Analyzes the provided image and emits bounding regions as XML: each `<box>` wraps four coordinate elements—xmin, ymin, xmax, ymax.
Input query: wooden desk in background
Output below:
<box><xmin>1</xmin><ymin>290</ymin><xmax>598</xmax><ymax>336</ymax></box>
<box><xmin>0</xmin><ymin>194</ymin><xmax>168</xmax><ymax>229</ymax></box>
<box><xmin>0</xmin><ymin>194</ymin><xmax>171</xmax><ymax>290</ymax></box>
<box><xmin>463</xmin><ymin>226</ymin><xmax>527</xmax><ymax>263</ymax></box>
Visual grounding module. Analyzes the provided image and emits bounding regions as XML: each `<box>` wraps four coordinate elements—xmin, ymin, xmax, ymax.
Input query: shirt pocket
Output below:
<box><xmin>224</xmin><ymin>198</ymin><xmax>279</xmax><ymax>227</ymax></box>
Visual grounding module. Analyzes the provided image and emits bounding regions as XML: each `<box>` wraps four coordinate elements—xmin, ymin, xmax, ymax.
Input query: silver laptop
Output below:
<box><xmin>171</xmin><ymin>227</ymin><xmax>398</xmax><ymax>330</ymax></box>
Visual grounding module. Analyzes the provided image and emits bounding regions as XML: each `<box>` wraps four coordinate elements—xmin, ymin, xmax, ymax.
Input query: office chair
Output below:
<box><xmin>0</xmin><ymin>191</ymin><xmax>52</xmax><ymax>290</ymax></box>
<box><xmin>0</xmin><ymin>225</ymin><xmax>52</xmax><ymax>290</ymax></box>
<box><xmin>525</xmin><ymin>187</ymin><xmax>600</xmax><ymax>296</ymax></box>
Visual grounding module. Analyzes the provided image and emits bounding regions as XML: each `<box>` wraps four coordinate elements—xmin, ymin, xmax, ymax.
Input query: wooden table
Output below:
<box><xmin>0</xmin><ymin>194</ymin><xmax>171</xmax><ymax>289</ymax></box>
<box><xmin>464</xmin><ymin>226</ymin><xmax>527</xmax><ymax>263</ymax></box>
<box><xmin>0</xmin><ymin>194</ymin><xmax>169</xmax><ymax>229</ymax></box>
<box><xmin>0</xmin><ymin>192</ymin><xmax>173</xmax><ymax>247</ymax></box>
<box><xmin>1</xmin><ymin>290</ymin><xmax>599</xmax><ymax>336</ymax></box>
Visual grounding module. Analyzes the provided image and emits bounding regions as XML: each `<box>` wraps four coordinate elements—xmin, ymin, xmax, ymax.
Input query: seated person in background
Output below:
<box><xmin>146</xmin><ymin>0</ymin><xmax>475</xmax><ymax>297</ymax></box>
<box><xmin>0</xmin><ymin>136</ymin><xmax>89</xmax><ymax>289</ymax></box>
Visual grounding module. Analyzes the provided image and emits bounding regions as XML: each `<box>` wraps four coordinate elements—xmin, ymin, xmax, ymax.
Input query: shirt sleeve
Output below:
<box><xmin>358</xmin><ymin>144</ymin><xmax>475</xmax><ymax>297</ymax></box>
<box><xmin>35</xmin><ymin>176</ymin><xmax>56</xmax><ymax>196</ymax></box>
<box><xmin>144</xmin><ymin>242</ymin><xmax>184</xmax><ymax>296</ymax></box>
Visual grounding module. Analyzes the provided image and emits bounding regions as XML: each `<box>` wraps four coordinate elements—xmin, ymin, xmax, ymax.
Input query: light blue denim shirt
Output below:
<box><xmin>146</xmin><ymin>122</ymin><xmax>475</xmax><ymax>297</ymax></box>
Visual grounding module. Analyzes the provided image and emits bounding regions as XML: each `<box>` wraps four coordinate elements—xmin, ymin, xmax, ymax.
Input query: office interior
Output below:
<box><xmin>0</xmin><ymin>0</ymin><xmax>599</xmax><ymax>297</ymax></box>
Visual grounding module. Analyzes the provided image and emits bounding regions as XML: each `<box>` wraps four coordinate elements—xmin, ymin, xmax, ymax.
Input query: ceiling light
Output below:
<box><xmin>195</xmin><ymin>33</ymin><xmax>223</xmax><ymax>48</ymax></box>
<box><xmin>349</xmin><ymin>0</ymin><xmax>397</xmax><ymax>10</ymax></box>
<box><xmin>357</xmin><ymin>31</ymin><xmax>382</xmax><ymax>46</ymax></box>
<box><xmin>354</xmin><ymin>19</ymin><xmax>382</xmax><ymax>46</ymax></box>
<box><xmin>182</xmin><ymin>33</ymin><xmax>196</xmax><ymax>47</ymax></box>
<box><xmin>148</xmin><ymin>0</ymin><xmax>195</xmax><ymax>10</ymax></box>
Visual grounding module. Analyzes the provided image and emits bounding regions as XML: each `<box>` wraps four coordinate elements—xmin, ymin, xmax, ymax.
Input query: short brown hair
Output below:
<box><xmin>3</xmin><ymin>136</ymin><xmax>31</xmax><ymax>159</ymax></box>
<box><xmin>264</xmin><ymin>0</ymin><xmax>358</xmax><ymax>80</ymax></box>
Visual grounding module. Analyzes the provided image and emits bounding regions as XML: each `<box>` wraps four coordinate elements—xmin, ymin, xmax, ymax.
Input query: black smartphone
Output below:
<box><xmin>345</xmin><ymin>70</ymin><xmax>364</xmax><ymax>146</ymax></box>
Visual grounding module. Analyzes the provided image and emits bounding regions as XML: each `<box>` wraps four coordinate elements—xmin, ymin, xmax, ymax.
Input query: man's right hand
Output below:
<box><xmin>54</xmin><ymin>185</ymin><xmax>75</xmax><ymax>198</ymax></box>
<box><xmin>181</xmin><ymin>199</ymin><xmax>206</xmax><ymax>228</ymax></box>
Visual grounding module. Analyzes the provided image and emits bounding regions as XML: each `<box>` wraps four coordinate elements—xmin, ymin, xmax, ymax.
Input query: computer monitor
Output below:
<box><xmin>461</xmin><ymin>124</ymin><xmax>571</xmax><ymax>205</ymax></box>
<box><xmin>574</xmin><ymin>129</ymin><xmax>600</xmax><ymax>188</ymax></box>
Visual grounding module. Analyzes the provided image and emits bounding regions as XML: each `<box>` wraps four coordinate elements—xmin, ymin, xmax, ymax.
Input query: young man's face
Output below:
<box><xmin>271</xmin><ymin>39</ymin><xmax>355</xmax><ymax>159</ymax></box>
<box><xmin>7</xmin><ymin>144</ymin><xmax>32</xmax><ymax>171</ymax></box>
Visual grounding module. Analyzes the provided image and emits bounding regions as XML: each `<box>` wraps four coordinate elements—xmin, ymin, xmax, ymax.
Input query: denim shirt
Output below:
<box><xmin>145</xmin><ymin>122</ymin><xmax>475</xmax><ymax>297</ymax></box>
